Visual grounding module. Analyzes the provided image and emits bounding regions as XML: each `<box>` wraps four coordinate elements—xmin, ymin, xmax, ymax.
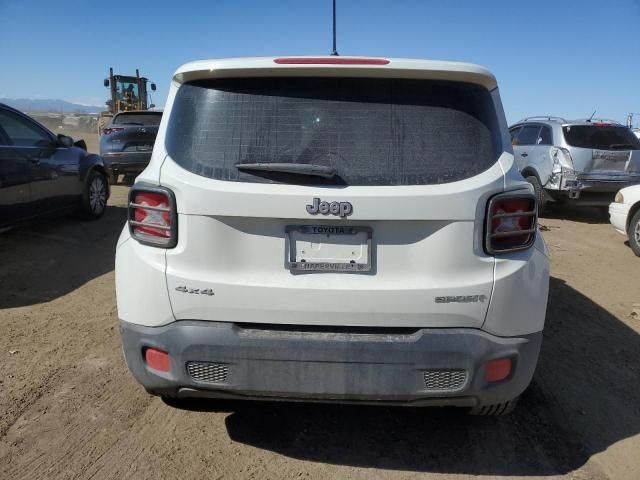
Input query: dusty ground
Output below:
<box><xmin>1</xmin><ymin>182</ymin><xmax>639</xmax><ymax>479</ymax></box>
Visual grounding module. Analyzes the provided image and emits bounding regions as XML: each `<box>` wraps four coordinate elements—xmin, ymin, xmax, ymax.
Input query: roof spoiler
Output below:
<box><xmin>515</xmin><ymin>116</ymin><xmax>567</xmax><ymax>124</ymax></box>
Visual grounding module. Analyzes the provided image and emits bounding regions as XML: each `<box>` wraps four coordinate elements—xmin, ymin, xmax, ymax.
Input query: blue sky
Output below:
<box><xmin>0</xmin><ymin>0</ymin><xmax>638</xmax><ymax>124</ymax></box>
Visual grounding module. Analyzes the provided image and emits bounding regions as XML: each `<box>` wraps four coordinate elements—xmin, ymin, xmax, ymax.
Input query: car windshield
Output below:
<box><xmin>116</xmin><ymin>80</ymin><xmax>139</xmax><ymax>99</ymax></box>
<box><xmin>562</xmin><ymin>125</ymin><xmax>640</xmax><ymax>150</ymax></box>
<box><xmin>113</xmin><ymin>112</ymin><xmax>162</xmax><ymax>126</ymax></box>
<box><xmin>165</xmin><ymin>77</ymin><xmax>502</xmax><ymax>186</ymax></box>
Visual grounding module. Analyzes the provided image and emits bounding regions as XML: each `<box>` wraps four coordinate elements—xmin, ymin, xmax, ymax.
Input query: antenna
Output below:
<box><xmin>587</xmin><ymin>110</ymin><xmax>596</xmax><ymax>122</ymax></box>
<box><xmin>331</xmin><ymin>0</ymin><xmax>339</xmax><ymax>56</ymax></box>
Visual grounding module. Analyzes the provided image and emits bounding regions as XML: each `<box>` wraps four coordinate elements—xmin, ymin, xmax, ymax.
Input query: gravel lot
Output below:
<box><xmin>1</xmin><ymin>183</ymin><xmax>639</xmax><ymax>480</ymax></box>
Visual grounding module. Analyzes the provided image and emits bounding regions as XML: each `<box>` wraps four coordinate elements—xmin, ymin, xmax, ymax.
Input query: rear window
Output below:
<box><xmin>563</xmin><ymin>125</ymin><xmax>640</xmax><ymax>150</ymax></box>
<box><xmin>165</xmin><ymin>77</ymin><xmax>502</xmax><ymax>186</ymax></box>
<box><xmin>113</xmin><ymin>112</ymin><xmax>162</xmax><ymax>126</ymax></box>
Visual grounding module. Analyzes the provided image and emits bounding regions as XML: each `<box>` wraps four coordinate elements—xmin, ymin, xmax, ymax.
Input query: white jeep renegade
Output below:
<box><xmin>116</xmin><ymin>56</ymin><xmax>550</xmax><ymax>415</ymax></box>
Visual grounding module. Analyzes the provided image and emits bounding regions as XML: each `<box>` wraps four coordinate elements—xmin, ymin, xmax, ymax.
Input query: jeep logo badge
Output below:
<box><xmin>306</xmin><ymin>198</ymin><xmax>353</xmax><ymax>217</ymax></box>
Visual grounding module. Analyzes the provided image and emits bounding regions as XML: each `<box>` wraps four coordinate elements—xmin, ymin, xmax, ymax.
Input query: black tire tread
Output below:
<box><xmin>525</xmin><ymin>175</ymin><xmax>546</xmax><ymax>215</ymax></box>
<box><xmin>79</xmin><ymin>170</ymin><xmax>107</xmax><ymax>220</ymax></box>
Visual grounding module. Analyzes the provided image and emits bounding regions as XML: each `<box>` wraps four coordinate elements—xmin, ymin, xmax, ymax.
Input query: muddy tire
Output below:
<box><xmin>80</xmin><ymin>170</ymin><xmax>108</xmax><ymax>220</ymax></box>
<box><xmin>525</xmin><ymin>176</ymin><xmax>546</xmax><ymax>215</ymax></box>
<box><xmin>468</xmin><ymin>397</ymin><xmax>519</xmax><ymax>416</ymax></box>
<box><xmin>629</xmin><ymin>209</ymin><xmax>640</xmax><ymax>257</ymax></box>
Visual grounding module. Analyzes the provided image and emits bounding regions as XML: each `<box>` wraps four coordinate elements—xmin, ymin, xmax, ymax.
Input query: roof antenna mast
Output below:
<box><xmin>331</xmin><ymin>0</ymin><xmax>339</xmax><ymax>56</ymax></box>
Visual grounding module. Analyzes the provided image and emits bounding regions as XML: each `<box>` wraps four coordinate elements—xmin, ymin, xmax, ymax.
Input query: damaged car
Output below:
<box><xmin>510</xmin><ymin>117</ymin><xmax>640</xmax><ymax>213</ymax></box>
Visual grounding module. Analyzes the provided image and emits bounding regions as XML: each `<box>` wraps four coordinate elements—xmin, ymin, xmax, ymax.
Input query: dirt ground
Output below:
<box><xmin>1</xmin><ymin>180</ymin><xmax>639</xmax><ymax>479</ymax></box>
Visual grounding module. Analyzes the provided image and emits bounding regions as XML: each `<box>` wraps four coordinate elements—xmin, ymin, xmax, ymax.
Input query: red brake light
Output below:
<box><xmin>274</xmin><ymin>57</ymin><xmax>390</xmax><ymax>65</ymax></box>
<box><xmin>102</xmin><ymin>127</ymin><xmax>124</xmax><ymax>135</ymax></box>
<box><xmin>485</xmin><ymin>192</ymin><xmax>537</xmax><ymax>254</ymax></box>
<box><xmin>128</xmin><ymin>186</ymin><xmax>177</xmax><ymax>248</ymax></box>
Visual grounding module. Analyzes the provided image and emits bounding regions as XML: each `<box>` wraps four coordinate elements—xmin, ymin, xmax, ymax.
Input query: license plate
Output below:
<box><xmin>592</xmin><ymin>150</ymin><xmax>630</xmax><ymax>162</ymax></box>
<box><xmin>285</xmin><ymin>225</ymin><xmax>372</xmax><ymax>272</ymax></box>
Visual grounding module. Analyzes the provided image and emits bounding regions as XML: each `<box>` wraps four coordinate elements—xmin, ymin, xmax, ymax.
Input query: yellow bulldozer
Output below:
<box><xmin>98</xmin><ymin>67</ymin><xmax>156</xmax><ymax>134</ymax></box>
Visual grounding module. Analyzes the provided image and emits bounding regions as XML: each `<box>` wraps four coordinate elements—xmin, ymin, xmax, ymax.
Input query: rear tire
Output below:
<box><xmin>468</xmin><ymin>397</ymin><xmax>519</xmax><ymax>416</ymax></box>
<box><xmin>525</xmin><ymin>176</ymin><xmax>546</xmax><ymax>215</ymax></box>
<box><xmin>629</xmin><ymin>209</ymin><xmax>640</xmax><ymax>257</ymax></box>
<box><xmin>80</xmin><ymin>170</ymin><xmax>108</xmax><ymax>220</ymax></box>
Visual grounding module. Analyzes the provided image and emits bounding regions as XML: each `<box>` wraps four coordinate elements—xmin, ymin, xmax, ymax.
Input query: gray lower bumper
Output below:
<box><xmin>120</xmin><ymin>320</ymin><xmax>542</xmax><ymax>407</ymax></box>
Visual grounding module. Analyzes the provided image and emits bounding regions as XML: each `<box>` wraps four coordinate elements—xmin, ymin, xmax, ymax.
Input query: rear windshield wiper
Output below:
<box><xmin>118</xmin><ymin>122</ymin><xmax>144</xmax><ymax>126</ymax></box>
<box><xmin>235</xmin><ymin>162</ymin><xmax>337</xmax><ymax>178</ymax></box>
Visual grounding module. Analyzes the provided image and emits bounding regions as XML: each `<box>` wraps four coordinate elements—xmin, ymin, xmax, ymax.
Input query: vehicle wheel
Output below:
<box><xmin>468</xmin><ymin>397</ymin><xmax>519</xmax><ymax>416</ymax></box>
<box><xmin>123</xmin><ymin>174</ymin><xmax>136</xmax><ymax>185</ymax></box>
<box><xmin>629</xmin><ymin>209</ymin><xmax>640</xmax><ymax>257</ymax></box>
<box><xmin>80</xmin><ymin>170</ymin><xmax>108</xmax><ymax>219</ymax></box>
<box><xmin>525</xmin><ymin>176</ymin><xmax>546</xmax><ymax>215</ymax></box>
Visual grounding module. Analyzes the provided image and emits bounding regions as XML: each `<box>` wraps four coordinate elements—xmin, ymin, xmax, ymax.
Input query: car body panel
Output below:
<box><xmin>609</xmin><ymin>184</ymin><xmax>640</xmax><ymax>235</ymax></box>
<box><xmin>116</xmin><ymin>57</ymin><xmax>549</xmax><ymax>406</ymax></box>
<box><xmin>119</xmin><ymin>57</ymin><xmax>547</xmax><ymax>337</ymax></box>
<box><xmin>155</xmin><ymin>60</ymin><xmax>508</xmax><ymax>331</ymax></box>
<box><xmin>0</xmin><ymin>103</ymin><xmax>108</xmax><ymax>227</ymax></box>
<box><xmin>510</xmin><ymin>119</ymin><xmax>640</xmax><ymax>202</ymax></box>
<box><xmin>0</xmin><ymin>144</ymin><xmax>32</xmax><ymax>225</ymax></box>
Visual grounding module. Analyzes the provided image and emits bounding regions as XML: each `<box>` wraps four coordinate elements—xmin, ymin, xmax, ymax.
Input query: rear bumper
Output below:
<box><xmin>102</xmin><ymin>152</ymin><xmax>152</xmax><ymax>175</ymax></box>
<box><xmin>609</xmin><ymin>202</ymin><xmax>631</xmax><ymax>235</ymax></box>
<box><xmin>120</xmin><ymin>320</ymin><xmax>542</xmax><ymax>407</ymax></box>
<box><xmin>551</xmin><ymin>175</ymin><xmax>640</xmax><ymax>204</ymax></box>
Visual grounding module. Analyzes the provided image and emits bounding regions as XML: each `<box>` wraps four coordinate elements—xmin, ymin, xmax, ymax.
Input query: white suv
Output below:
<box><xmin>116</xmin><ymin>57</ymin><xmax>550</xmax><ymax>415</ymax></box>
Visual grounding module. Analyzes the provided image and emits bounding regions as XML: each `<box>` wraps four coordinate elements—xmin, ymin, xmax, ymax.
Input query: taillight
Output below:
<box><xmin>551</xmin><ymin>147</ymin><xmax>575</xmax><ymax>171</ymax></box>
<box><xmin>485</xmin><ymin>192</ymin><xmax>537</xmax><ymax>254</ymax></box>
<box><xmin>274</xmin><ymin>57</ymin><xmax>390</xmax><ymax>65</ymax></box>
<box><xmin>102</xmin><ymin>127</ymin><xmax>124</xmax><ymax>135</ymax></box>
<box><xmin>128</xmin><ymin>185</ymin><xmax>177</xmax><ymax>248</ymax></box>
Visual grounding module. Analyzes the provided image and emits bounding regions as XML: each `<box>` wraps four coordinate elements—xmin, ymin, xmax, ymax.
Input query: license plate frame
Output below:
<box><xmin>285</xmin><ymin>225</ymin><xmax>372</xmax><ymax>272</ymax></box>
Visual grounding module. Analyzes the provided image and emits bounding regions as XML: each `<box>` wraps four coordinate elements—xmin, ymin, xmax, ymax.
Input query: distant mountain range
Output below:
<box><xmin>0</xmin><ymin>98</ymin><xmax>103</xmax><ymax>114</ymax></box>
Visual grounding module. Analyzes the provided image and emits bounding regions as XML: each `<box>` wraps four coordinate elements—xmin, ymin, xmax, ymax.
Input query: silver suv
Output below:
<box><xmin>509</xmin><ymin>117</ymin><xmax>640</xmax><ymax>212</ymax></box>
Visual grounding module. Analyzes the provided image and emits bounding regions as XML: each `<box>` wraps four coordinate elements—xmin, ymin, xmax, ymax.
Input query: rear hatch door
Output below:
<box><xmin>161</xmin><ymin>75</ymin><xmax>506</xmax><ymax>329</ymax></box>
<box><xmin>562</xmin><ymin>124</ymin><xmax>640</xmax><ymax>177</ymax></box>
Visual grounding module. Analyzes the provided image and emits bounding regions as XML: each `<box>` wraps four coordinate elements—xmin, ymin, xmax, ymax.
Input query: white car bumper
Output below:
<box><xmin>609</xmin><ymin>202</ymin><xmax>631</xmax><ymax>235</ymax></box>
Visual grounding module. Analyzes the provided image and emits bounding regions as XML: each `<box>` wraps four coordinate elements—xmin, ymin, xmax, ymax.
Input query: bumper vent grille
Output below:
<box><xmin>186</xmin><ymin>362</ymin><xmax>229</xmax><ymax>384</ymax></box>
<box><xmin>423</xmin><ymin>369</ymin><xmax>468</xmax><ymax>392</ymax></box>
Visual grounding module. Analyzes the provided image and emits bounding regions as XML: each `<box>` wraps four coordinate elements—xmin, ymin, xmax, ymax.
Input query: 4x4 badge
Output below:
<box><xmin>175</xmin><ymin>286</ymin><xmax>214</xmax><ymax>296</ymax></box>
<box><xmin>306</xmin><ymin>198</ymin><xmax>353</xmax><ymax>217</ymax></box>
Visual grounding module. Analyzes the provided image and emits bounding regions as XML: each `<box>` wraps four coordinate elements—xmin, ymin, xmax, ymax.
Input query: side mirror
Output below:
<box><xmin>57</xmin><ymin>134</ymin><xmax>74</xmax><ymax>148</ymax></box>
<box><xmin>149</xmin><ymin>104</ymin><xmax>156</xmax><ymax>109</ymax></box>
<box><xmin>104</xmin><ymin>79</ymin><xmax>110</xmax><ymax>87</ymax></box>
<box><xmin>151</xmin><ymin>83</ymin><xmax>156</xmax><ymax>91</ymax></box>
